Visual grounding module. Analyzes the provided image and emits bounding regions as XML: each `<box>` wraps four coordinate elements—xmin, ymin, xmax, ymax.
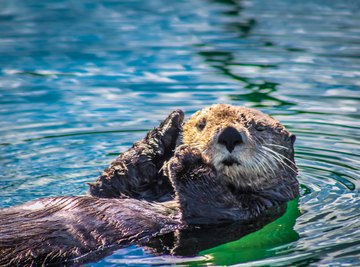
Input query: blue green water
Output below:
<box><xmin>0</xmin><ymin>0</ymin><xmax>359</xmax><ymax>266</ymax></box>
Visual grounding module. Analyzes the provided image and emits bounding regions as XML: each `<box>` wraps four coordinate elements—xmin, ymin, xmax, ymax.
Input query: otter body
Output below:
<box><xmin>0</xmin><ymin>104</ymin><xmax>299</xmax><ymax>266</ymax></box>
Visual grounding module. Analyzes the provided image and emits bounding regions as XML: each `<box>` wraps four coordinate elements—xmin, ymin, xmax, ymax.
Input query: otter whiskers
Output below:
<box><xmin>256</xmin><ymin>151</ymin><xmax>277</xmax><ymax>177</ymax></box>
<box><xmin>261</xmin><ymin>146</ymin><xmax>297</xmax><ymax>174</ymax></box>
<box><xmin>266</xmin><ymin>144</ymin><xmax>290</xmax><ymax>150</ymax></box>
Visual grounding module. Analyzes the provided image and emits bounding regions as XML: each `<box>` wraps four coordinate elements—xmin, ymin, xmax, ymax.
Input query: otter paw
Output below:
<box><xmin>166</xmin><ymin>145</ymin><xmax>206</xmax><ymax>181</ymax></box>
<box><xmin>160</xmin><ymin>109</ymin><xmax>184</xmax><ymax>135</ymax></box>
<box><xmin>149</xmin><ymin>109</ymin><xmax>184</xmax><ymax>151</ymax></box>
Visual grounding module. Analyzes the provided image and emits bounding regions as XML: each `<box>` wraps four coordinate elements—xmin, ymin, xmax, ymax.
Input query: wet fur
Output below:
<box><xmin>0</xmin><ymin>197</ymin><xmax>181</xmax><ymax>266</ymax></box>
<box><xmin>88</xmin><ymin>109</ymin><xmax>184</xmax><ymax>201</ymax></box>
<box><xmin>0</xmin><ymin>104</ymin><xmax>299</xmax><ymax>266</ymax></box>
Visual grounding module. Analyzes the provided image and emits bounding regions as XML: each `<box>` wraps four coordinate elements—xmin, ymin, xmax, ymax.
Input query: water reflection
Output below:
<box><xmin>0</xmin><ymin>0</ymin><xmax>359</xmax><ymax>266</ymax></box>
<box><xmin>198</xmin><ymin>0</ymin><xmax>295</xmax><ymax>108</ymax></box>
<box><xmin>212</xmin><ymin>0</ymin><xmax>256</xmax><ymax>37</ymax></box>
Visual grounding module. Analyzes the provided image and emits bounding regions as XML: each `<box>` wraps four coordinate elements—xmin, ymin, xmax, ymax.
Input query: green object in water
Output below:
<box><xmin>200</xmin><ymin>198</ymin><xmax>301</xmax><ymax>265</ymax></box>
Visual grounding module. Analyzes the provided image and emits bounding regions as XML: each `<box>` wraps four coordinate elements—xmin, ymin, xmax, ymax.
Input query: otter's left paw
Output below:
<box><xmin>165</xmin><ymin>145</ymin><xmax>210</xmax><ymax>182</ymax></box>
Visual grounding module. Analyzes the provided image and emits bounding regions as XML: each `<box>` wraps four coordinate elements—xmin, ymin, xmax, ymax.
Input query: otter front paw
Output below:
<box><xmin>89</xmin><ymin>110</ymin><xmax>184</xmax><ymax>200</ymax></box>
<box><xmin>166</xmin><ymin>145</ymin><xmax>209</xmax><ymax>182</ymax></box>
<box><xmin>166</xmin><ymin>146</ymin><xmax>242</xmax><ymax>224</ymax></box>
<box><xmin>144</xmin><ymin>109</ymin><xmax>184</xmax><ymax>157</ymax></box>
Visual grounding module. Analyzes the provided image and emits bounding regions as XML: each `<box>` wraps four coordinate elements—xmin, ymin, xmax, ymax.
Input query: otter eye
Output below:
<box><xmin>255</xmin><ymin>124</ymin><xmax>266</xmax><ymax>131</ymax></box>
<box><xmin>197</xmin><ymin>119</ymin><xmax>206</xmax><ymax>131</ymax></box>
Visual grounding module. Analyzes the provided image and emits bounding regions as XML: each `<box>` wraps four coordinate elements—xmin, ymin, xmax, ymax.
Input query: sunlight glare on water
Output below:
<box><xmin>0</xmin><ymin>0</ymin><xmax>359</xmax><ymax>266</ymax></box>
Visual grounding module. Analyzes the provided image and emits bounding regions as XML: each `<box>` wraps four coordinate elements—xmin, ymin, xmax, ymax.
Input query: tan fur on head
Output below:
<box><xmin>182</xmin><ymin>104</ymin><xmax>296</xmax><ymax>189</ymax></box>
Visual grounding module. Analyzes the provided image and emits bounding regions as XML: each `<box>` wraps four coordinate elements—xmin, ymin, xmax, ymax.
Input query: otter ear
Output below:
<box><xmin>290</xmin><ymin>134</ymin><xmax>296</xmax><ymax>146</ymax></box>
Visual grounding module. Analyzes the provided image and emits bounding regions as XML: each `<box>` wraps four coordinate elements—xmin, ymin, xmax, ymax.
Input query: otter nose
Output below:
<box><xmin>218</xmin><ymin>126</ymin><xmax>243</xmax><ymax>153</ymax></box>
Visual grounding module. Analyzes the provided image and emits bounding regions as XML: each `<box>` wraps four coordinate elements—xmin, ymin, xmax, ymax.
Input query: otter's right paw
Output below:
<box><xmin>89</xmin><ymin>110</ymin><xmax>184</xmax><ymax>200</ymax></box>
<box><xmin>144</xmin><ymin>109</ymin><xmax>184</xmax><ymax>157</ymax></box>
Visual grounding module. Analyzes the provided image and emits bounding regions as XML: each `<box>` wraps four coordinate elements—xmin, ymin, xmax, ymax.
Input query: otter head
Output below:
<box><xmin>182</xmin><ymin>104</ymin><xmax>297</xmax><ymax>189</ymax></box>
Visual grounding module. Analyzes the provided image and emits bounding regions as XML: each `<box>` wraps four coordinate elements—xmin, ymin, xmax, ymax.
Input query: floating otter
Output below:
<box><xmin>0</xmin><ymin>104</ymin><xmax>299</xmax><ymax>266</ymax></box>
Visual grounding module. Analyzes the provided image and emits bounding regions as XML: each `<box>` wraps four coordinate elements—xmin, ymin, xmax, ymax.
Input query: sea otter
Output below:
<box><xmin>0</xmin><ymin>104</ymin><xmax>299</xmax><ymax>266</ymax></box>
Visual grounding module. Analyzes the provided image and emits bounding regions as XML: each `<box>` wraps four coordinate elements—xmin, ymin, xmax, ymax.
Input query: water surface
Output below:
<box><xmin>0</xmin><ymin>0</ymin><xmax>359</xmax><ymax>266</ymax></box>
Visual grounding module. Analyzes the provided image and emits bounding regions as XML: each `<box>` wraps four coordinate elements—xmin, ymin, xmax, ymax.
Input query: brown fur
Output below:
<box><xmin>182</xmin><ymin>104</ymin><xmax>296</xmax><ymax>190</ymax></box>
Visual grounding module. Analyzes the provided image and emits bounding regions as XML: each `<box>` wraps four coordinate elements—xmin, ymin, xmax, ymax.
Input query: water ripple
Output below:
<box><xmin>0</xmin><ymin>0</ymin><xmax>359</xmax><ymax>266</ymax></box>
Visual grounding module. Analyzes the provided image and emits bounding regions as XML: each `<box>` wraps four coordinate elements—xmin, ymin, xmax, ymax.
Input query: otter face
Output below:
<box><xmin>182</xmin><ymin>104</ymin><xmax>297</xmax><ymax>189</ymax></box>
